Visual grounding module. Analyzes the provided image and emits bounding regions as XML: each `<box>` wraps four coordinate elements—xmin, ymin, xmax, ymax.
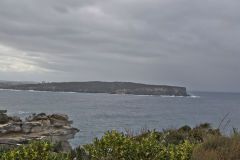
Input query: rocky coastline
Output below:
<box><xmin>0</xmin><ymin>110</ymin><xmax>79</xmax><ymax>151</ymax></box>
<box><xmin>0</xmin><ymin>81</ymin><xmax>188</xmax><ymax>96</ymax></box>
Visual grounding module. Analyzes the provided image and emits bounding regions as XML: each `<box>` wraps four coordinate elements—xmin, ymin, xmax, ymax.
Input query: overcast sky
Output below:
<box><xmin>0</xmin><ymin>0</ymin><xmax>239</xmax><ymax>92</ymax></box>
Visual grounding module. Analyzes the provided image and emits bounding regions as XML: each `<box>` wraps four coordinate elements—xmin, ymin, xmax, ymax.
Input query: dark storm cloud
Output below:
<box><xmin>0</xmin><ymin>0</ymin><xmax>240</xmax><ymax>92</ymax></box>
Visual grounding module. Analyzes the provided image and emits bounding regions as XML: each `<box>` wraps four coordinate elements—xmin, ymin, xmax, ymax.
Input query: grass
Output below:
<box><xmin>191</xmin><ymin>134</ymin><xmax>240</xmax><ymax>160</ymax></box>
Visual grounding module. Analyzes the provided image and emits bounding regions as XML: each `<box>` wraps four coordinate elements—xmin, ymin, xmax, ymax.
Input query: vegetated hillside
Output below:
<box><xmin>0</xmin><ymin>81</ymin><xmax>188</xmax><ymax>96</ymax></box>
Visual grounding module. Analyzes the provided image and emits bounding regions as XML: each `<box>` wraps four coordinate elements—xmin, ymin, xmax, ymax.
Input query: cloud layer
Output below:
<box><xmin>0</xmin><ymin>0</ymin><xmax>240</xmax><ymax>92</ymax></box>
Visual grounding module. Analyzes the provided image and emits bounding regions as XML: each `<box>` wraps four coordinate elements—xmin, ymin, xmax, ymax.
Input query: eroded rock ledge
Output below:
<box><xmin>0</xmin><ymin>110</ymin><xmax>79</xmax><ymax>151</ymax></box>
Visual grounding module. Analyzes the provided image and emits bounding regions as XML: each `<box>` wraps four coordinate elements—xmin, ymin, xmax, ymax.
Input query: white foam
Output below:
<box><xmin>0</xmin><ymin>89</ymin><xmax>21</xmax><ymax>92</ymax></box>
<box><xmin>0</xmin><ymin>89</ymin><xmax>77</xmax><ymax>94</ymax></box>
<box><xmin>189</xmin><ymin>95</ymin><xmax>200</xmax><ymax>98</ymax></box>
<box><xmin>160</xmin><ymin>95</ymin><xmax>184</xmax><ymax>98</ymax></box>
<box><xmin>0</xmin><ymin>89</ymin><xmax>200</xmax><ymax>98</ymax></box>
<box><xmin>131</xmin><ymin>94</ymin><xmax>154</xmax><ymax>97</ymax></box>
<box><xmin>18</xmin><ymin>111</ymin><xmax>32</xmax><ymax>115</ymax></box>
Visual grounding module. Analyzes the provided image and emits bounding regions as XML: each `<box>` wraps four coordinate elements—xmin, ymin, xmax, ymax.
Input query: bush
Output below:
<box><xmin>0</xmin><ymin>146</ymin><xmax>11</xmax><ymax>158</ymax></box>
<box><xmin>82</xmin><ymin>130</ymin><xmax>195</xmax><ymax>160</ymax></box>
<box><xmin>178</xmin><ymin>125</ymin><xmax>192</xmax><ymax>132</ymax></box>
<box><xmin>0</xmin><ymin>141</ymin><xmax>68</xmax><ymax>160</ymax></box>
<box><xmin>161</xmin><ymin>124</ymin><xmax>220</xmax><ymax>145</ymax></box>
<box><xmin>0</xmin><ymin>123</ymin><xmax>230</xmax><ymax>160</ymax></box>
<box><xmin>67</xmin><ymin>147</ymin><xmax>90</xmax><ymax>160</ymax></box>
<box><xmin>195</xmin><ymin>123</ymin><xmax>211</xmax><ymax>130</ymax></box>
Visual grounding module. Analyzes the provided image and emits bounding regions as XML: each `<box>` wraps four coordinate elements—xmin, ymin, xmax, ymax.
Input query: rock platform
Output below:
<box><xmin>0</xmin><ymin>110</ymin><xmax>79</xmax><ymax>151</ymax></box>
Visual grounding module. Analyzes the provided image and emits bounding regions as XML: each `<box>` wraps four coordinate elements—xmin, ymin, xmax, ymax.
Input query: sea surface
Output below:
<box><xmin>0</xmin><ymin>89</ymin><xmax>240</xmax><ymax>148</ymax></box>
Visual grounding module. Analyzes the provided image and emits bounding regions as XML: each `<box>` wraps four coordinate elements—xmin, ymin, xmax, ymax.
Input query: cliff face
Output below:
<box><xmin>0</xmin><ymin>81</ymin><xmax>188</xmax><ymax>96</ymax></box>
<box><xmin>0</xmin><ymin>110</ymin><xmax>79</xmax><ymax>151</ymax></box>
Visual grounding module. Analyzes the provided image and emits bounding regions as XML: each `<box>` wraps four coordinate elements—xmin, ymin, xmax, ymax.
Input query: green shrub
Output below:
<box><xmin>0</xmin><ymin>146</ymin><xmax>11</xmax><ymax>158</ymax></box>
<box><xmin>67</xmin><ymin>147</ymin><xmax>90</xmax><ymax>160</ymax></box>
<box><xmin>164</xmin><ymin>131</ymin><xmax>185</xmax><ymax>145</ymax></box>
<box><xmin>195</xmin><ymin>123</ymin><xmax>211</xmax><ymax>130</ymax></box>
<box><xmin>0</xmin><ymin>141</ymin><xmax>67</xmax><ymax>160</ymax></box>
<box><xmin>0</xmin><ymin>123</ymin><xmax>226</xmax><ymax>160</ymax></box>
<box><xmin>178</xmin><ymin>125</ymin><xmax>192</xmax><ymax>132</ymax></box>
<box><xmin>82</xmin><ymin>130</ymin><xmax>195</xmax><ymax>160</ymax></box>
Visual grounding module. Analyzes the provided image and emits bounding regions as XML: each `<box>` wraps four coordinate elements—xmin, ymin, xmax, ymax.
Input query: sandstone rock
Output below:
<box><xmin>0</xmin><ymin>110</ymin><xmax>7</xmax><ymax>114</ymax></box>
<box><xmin>25</xmin><ymin>113</ymin><xmax>36</xmax><ymax>122</ymax></box>
<box><xmin>8</xmin><ymin>123</ymin><xmax>22</xmax><ymax>132</ymax></box>
<box><xmin>31</xmin><ymin>125</ymin><xmax>43</xmax><ymax>133</ymax></box>
<box><xmin>22</xmin><ymin>122</ymin><xmax>42</xmax><ymax>133</ymax></box>
<box><xmin>9</xmin><ymin>116</ymin><xmax>22</xmax><ymax>122</ymax></box>
<box><xmin>0</xmin><ymin>122</ymin><xmax>22</xmax><ymax>134</ymax></box>
<box><xmin>0</xmin><ymin>113</ymin><xmax>9</xmax><ymax>124</ymax></box>
<box><xmin>50</xmin><ymin>118</ymin><xmax>72</xmax><ymax>127</ymax></box>
<box><xmin>42</xmin><ymin>119</ymin><xmax>51</xmax><ymax>127</ymax></box>
<box><xmin>49</xmin><ymin>114</ymin><xmax>72</xmax><ymax>127</ymax></box>
<box><xmin>0</xmin><ymin>124</ymin><xmax>9</xmax><ymax>134</ymax></box>
<box><xmin>50</xmin><ymin>114</ymin><xmax>68</xmax><ymax>121</ymax></box>
<box><xmin>26</xmin><ymin>113</ymin><xmax>48</xmax><ymax>121</ymax></box>
<box><xmin>0</xmin><ymin>111</ymin><xmax>79</xmax><ymax>151</ymax></box>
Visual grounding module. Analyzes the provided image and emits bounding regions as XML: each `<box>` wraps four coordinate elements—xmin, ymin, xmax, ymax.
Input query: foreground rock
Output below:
<box><xmin>0</xmin><ymin>110</ymin><xmax>9</xmax><ymax>124</ymax></box>
<box><xmin>0</xmin><ymin>110</ymin><xmax>79</xmax><ymax>151</ymax></box>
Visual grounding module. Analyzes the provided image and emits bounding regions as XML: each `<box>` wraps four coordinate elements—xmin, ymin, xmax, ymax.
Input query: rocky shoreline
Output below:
<box><xmin>0</xmin><ymin>110</ymin><xmax>79</xmax><ymax>151</ymax></box>
<box><xmin>0</xmin><ymin>81</ymin><xmax>188</xmax><ymax>96</ymax></box>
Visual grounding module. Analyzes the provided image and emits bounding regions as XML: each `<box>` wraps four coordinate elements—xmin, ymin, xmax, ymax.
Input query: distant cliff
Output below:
<box><xmin>0</xmin><ymin>81</ymin><xmax>188</xmax><ymax>96</ymax></box>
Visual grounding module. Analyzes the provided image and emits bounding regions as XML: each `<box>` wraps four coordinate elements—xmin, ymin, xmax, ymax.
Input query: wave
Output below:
<box><xmin>189</xmin><ymin>95</ymin><xmax>200</xmax><ymax>98</ymax></box>
<box><xmin>18</xmin><ymin>111</ymin><xmax>32</xmax><ymax>115</ymax></box>
<box><xmin>122</xmin><ymin>94</ymin><xmax>200</xmax><ymax>98</ymax></box>
<box><xmin>7</xmin><ymin>111</ymin><xmax>33</xmax><ymax>117</ymax></box>
<box><xmin>160</xmin><ymin>95</ymin><xmax>200</xmax><ymax>98</ymax></box>
<box><xmin>160</xmin><ymin>95</ymin><xmax>185</xmax><ymax>98</ymax></box>
<box><xmin>0</xmin><ymin>88</ymin><xmax>78</xmax><ymax>94</ymax></box>
<box><xmin>0</xmin><ymin>88</ymin><xmax>21</xmax><ymax>92</ymax></box>
<box><xmin>27</xmin><ymin>90</ymin><xmax>55</xmax><ymax>93</ymax></box>
<box><xmin>25</xmin><ymin>90</ymin><xmax>79</xmax><ymax>94</ymax></box>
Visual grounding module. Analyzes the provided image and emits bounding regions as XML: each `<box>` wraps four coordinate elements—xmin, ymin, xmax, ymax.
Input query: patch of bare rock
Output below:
<box><xmin>0</xmin><ymin>110</ymin><xmax>79</xmax><ymax>151</ymax></box>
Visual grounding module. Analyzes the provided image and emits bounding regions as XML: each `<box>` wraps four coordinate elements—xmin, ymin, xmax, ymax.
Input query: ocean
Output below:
<box><xmin>0</xmin><ymin>89</ymin><xmax>239</xmax><ymax>148</ymax></box>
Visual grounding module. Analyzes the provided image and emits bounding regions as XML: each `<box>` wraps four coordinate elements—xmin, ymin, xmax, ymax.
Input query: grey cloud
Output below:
<box><xmin>0</xmin><ymin>0</ymin><xmax>240</xmax><ymax>92</ymax></box>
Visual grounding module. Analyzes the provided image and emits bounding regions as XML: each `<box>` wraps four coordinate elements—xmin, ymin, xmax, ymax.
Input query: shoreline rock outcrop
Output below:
<box><xmin>0</xmin><ymin>110</ymin><xmax>79</xmax><ymax>151</ymax></box>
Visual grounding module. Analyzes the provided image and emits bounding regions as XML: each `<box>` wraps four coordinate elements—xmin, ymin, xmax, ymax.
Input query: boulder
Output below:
<box><xmin>22</xmin><ymin>122</ymin><xmax>42</xmax><ymax>133</ymax></box>
<box><xmin>9</xmin><ymin>116</ymin><xmax>22</xmax><ymax>122</ymax></box>
<box><xmin>49</xmin><ymin>114</ymin><xmax>72</xmax><ymax>127</ymax></box>
<box><xmin>7</xmin><ymin>123</ymin><xmax>22</xmax><ymax>132</ymax></box>
<box><xmin>0</xmin><ymin>113</ymin><xmax>9</xmax><ymax>124</ymax></box>
<box><xmin>50</xmin><ymin>114</ymin><xmax>68</xmax><ymax>121</ymax></box>
<box><xmin>42</xmin><ymin>119</ymin><xmax>51</xmax><ymax>127</ymax></box>
<box><xmin>0</xmin><ymin>122</ymin><xmax>22</xmax><ymax>134</ymax></box>
<box><xmin>50</xmin><ymin>118</ymin><xmax>72</xmax><ymax>127</ymax></box>
<box><xmin>0</xmin><ymin>110</ymin><xmax>7</xmax><ymax>114</ymax></box>
<box><xmin>26</xmin><ymin>113</ymin><xmax>48</xmax><ymax>121</ymax></box>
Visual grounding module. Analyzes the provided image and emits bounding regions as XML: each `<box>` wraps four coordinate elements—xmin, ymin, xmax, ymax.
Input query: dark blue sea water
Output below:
<box><xmin>0</xmin><ymin>89</ymin><xmax>239</xmax><ymax>148</ymax></box>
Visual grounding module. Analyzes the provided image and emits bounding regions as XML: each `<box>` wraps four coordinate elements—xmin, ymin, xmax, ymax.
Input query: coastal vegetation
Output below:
<box><xmin>1</xmin><ymin>123</ymin><xmax>239</xmax><ymax>160</ymax></box>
